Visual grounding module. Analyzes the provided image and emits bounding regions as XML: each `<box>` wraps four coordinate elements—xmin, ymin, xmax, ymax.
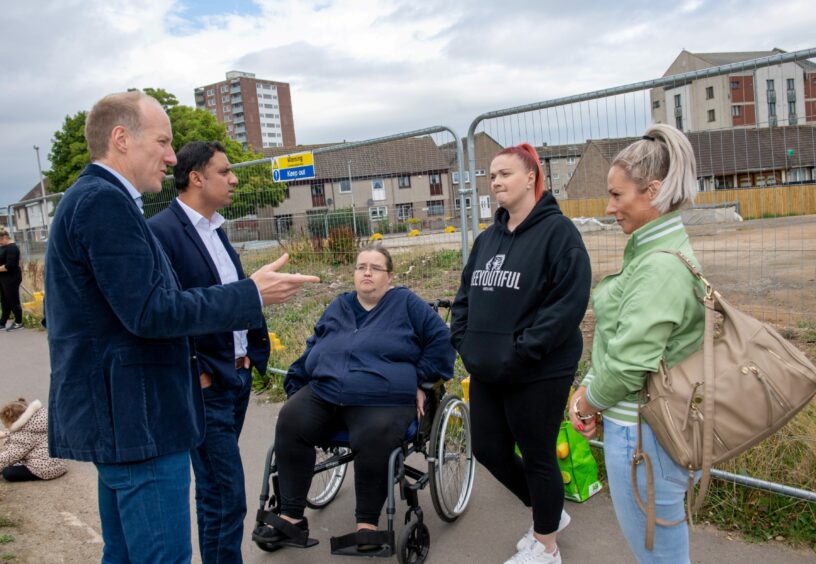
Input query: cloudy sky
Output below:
<box><xmin>1</xmin><ymin>0</ymin><xmax>814</xmax><ymax>207</ymax></box>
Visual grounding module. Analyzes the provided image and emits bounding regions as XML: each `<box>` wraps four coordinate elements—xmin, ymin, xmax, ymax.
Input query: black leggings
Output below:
<box><xmin>274</xmin><ymin>386</ymin><xmax>415</xmax><ymax>526</ymax></box>
<box><xmin>2</xmin><ymin>465</ymin><xmax>41</xmax><ymax>482</ymax></box>
<box><xmin>470</xmin><ymin>376</ymin><xmax>572</xmax><ymax>535</ymax></box>
<box><xmin>0</xmin><ymin>277</ymin><xmax>22</xmax><ymax>325</ymax></box>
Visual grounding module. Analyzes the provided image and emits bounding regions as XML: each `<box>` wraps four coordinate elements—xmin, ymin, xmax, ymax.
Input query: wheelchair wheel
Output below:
<box><xmin>396</xmin><ymin>517</ymin><xmax>430</xmax><ymax>564</ymax></box>
<box><xmin>306</xmin><ymin>446</ymin><xmax>350</xmax><ymax>509</ymax></box>
<box><xmin>428</xmin><ymin>395</ymin><xmax>475</xmax><ymax>522</ymax></box>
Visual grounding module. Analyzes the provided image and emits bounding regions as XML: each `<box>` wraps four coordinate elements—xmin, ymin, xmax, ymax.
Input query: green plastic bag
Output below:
<box><xmin>556</xmin><ymin>421</ymin><xmax>602</xmax><ymax>502</ymax></box>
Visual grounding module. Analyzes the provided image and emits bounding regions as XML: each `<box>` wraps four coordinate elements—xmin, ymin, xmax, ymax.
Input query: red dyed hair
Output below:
<box><xmin>493</xmin><ymin>143</ymin><xmax>546</xmax><ymax>201</ymax></box>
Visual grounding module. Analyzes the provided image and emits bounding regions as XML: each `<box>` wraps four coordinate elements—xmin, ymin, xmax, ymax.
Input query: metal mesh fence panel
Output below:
<box><xmin>467</xmin><ymin>49</ymin><xmax>816</xmax><ymax>327</ymax></box>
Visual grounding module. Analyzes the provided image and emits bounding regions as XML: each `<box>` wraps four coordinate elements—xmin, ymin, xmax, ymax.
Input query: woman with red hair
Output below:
<box><xmin>451</xmin><ymin>144</ymin><xmax>591</xmax><ymax>564</ymax></box>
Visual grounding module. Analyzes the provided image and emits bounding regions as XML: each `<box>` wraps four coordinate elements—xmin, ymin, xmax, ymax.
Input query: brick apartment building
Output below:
<box><xmin>651</xmin><ymin>49</ymin><xmax>816</xmax><ymax>132</ymax></box>
<box><xmin>195</xmin><ymin>71</ymin><xmax>296</xmax><ymax>151</ymax></box>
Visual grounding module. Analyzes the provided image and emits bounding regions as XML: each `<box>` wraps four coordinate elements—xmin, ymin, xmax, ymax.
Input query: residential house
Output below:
<box><xmin>262</xmin><ymin>136</ymin><xmax>455</xmax><ymax>236</ymax></box>
<box><xmin>562</xmin><ymin>125</ymin><xmax>816</xmax><ymax>199</ymax></box>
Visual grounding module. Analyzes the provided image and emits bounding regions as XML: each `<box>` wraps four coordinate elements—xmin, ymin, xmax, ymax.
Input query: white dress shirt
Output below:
<box><xmin>177</xmin><ymin>198</ymin><xmax>248</xmax><ymax>360</ymax></box>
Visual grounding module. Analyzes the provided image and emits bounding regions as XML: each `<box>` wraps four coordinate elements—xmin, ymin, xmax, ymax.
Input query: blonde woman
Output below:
<box><xmin>570</xmin><ymin>124</ymin><xmax>704</xmax><ymax>563</ymax></box>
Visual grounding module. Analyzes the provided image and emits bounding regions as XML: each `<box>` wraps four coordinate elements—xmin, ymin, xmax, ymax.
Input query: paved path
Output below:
<box><xmin>0</xmin><ymin>328</ymin><xmax>813</xmax><ymax>563</ymax></box>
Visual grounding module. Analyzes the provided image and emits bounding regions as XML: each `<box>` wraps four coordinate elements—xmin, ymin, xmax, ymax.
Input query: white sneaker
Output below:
<box><xmin>515</xmin><ymin>510</ymin><xmax>571</xmax><ymax>552</ymax></box>
<box><xmin>504</xmin><ymin>540</ymin><xmax>561</xmax><ymax>564</ymax></box>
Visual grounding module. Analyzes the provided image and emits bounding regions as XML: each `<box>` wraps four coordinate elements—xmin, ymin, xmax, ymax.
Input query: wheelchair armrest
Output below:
<box><xmin>419</xmin><ymin>380</ymin><xmax>445</xmax><ymax>391</ymax></box>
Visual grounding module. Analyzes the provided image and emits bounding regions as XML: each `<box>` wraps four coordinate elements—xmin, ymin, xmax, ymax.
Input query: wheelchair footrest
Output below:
<box><xmin>253</xmin><ymin>511</ymin><xmax>319</xmax><ymax>549</ymax></box>
<box><xmin>330</xmin><ymin>530</ymin><xmax>395</xmax><ymax>558</ymax></box>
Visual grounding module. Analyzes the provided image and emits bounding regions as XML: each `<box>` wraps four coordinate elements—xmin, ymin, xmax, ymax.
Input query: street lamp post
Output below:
<box><xmin>347</xmin><ymin>161</ymin><xmax>357</xmax><ymax>236</ymax></box>
<box><xmin>33</xmin><ymin>145</ymin><xmax>49</xmax><ymax>231</ymax></box>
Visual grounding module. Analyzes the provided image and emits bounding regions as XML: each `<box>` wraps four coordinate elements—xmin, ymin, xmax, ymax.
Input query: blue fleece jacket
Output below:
<box><xmin>284</xmin><ymin>286</ymin><xmax>455</xmax><ymax>406</ymax></box>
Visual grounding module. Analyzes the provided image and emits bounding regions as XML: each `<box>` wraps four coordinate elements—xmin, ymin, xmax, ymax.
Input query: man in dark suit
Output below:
<box><xmin>148</xmin><ymin>141</ymin><xmax>270</xmax><ymax>563</ymax></box>
<box><xmin>44</xmin><ymin>91</ymin><xmax>318</xmax><ymax>563</ymax></box>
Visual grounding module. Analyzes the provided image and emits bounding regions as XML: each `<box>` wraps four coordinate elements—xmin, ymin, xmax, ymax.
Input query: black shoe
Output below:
<box><xmin>252</xmin><ymin>516</ymin><xmax>317</xmax><ymax>548</ymax></box>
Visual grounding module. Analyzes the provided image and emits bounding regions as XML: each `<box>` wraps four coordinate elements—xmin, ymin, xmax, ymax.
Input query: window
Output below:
<box><xmin>206</xmin><ymin>88</ymin><xmax>214</xmax><ymax>96</ymax></box>
<box><xmin>453</xmin><ymin>196</ymin><xmax>472</xmax><ymax>211</ymax></box>
<box><xmin>452</xmin><ymin>171</ymin><xmax>470</xmax><ymax>184</ymax></box>
<box><xmin>767</xmin><ymin>79</ymin><xmax>775</xmax><ymax>91</ymax></box>
<box><xmin>769</xmin><ymin>102</ymin><xmax>777</xmax><ymax>117</ymax></box>
<box><xmin>474</xmin><ymin>169</ymin><xmax>486</xmax><ymax>176</ymax></box>
<box><xmin>566</xmin><ymin>157</ymin><xmax>576</xmax><ymax>165</ymax></box>
<box><xmin>730</xmin><ymin>80</ymin><xmax>740</xmax><ymax>89</ymax></box>
<box><xmin>221</xmin><ymin>95</ymin><xmax>229</xmax><ymax>104</ymax></box>
<box><xmin>311</xmin><ymin>184</ymin><xmax>326</xmax><ymax>207</ymax></box>
<box><xmin>426</xmin><ymin>200</ymin><xmax>444</xmax><ymax>216</ymax></box>
<box><xmin>429</xmin><ymin>173</ymin><xmax>443</xmax><ymax>196</ymax></box>
<box><xmin>339</xmin><ymin>180</ymin><xmax>351</xmax><ymax>193</ymax></box>
<box><xmin>731</xmin><ymin>105</ymin><xmax>742</xmax><ymax>117</ymax></box>
<box><xmin>788</xmin><ymin>100</ymin><xmax>796</xmax><ymax>114</ymax></box>
<box><xmin>706</xmin><ymin>86</ymin><xmax>714</xmax><ymax>100</ymax></box>
<box><xmin>707</xmin><ymin>109</ymin><xmax>716</xmax><ymax>122</ymax></box>
<box><xmin>652</xmin><ymin>100</ymin><xmax>660</xmax><ymax>109</ymax></box>
<box><xmin>220</xmin><ymin>85</ymin><xmax>229</xmax><ymax>93</ymax></box>
<box><xmin>207</xmin><ymin>98</ymin><xmax>215</xmax><ymax>106</ymax></box>
<box><xmin>675</xmin><ymin>116</ymin><xmax>683</xmax><ymax>130</ymax></box>
<box><xmin>369</xmin><ymin>206</ymin><xmax>388</xmax><ymax>220</ymax></box>
<box><xmin>787</xmin><ymin>78</ymin><xmax>795</xmax><ymax>91</ymax></box>
<box><xmin>371</xmin><ymin>179</ymin><xmax>385</xmax><ymax>201</ymax></box>
<box><xmin>275</xmin><ymin>215</ymin><xmax>293</xmax><ymax>234</ymax></box>
<box><xmin>674</xmin><ymin>94</ymin><xmax>681</xmax><ymax>108</ymax></box>
<box><xmin>552</xmin><ymin>173</ymin><xmax>560</xmax><ymax>180</ymax></box>
<box><xmin>398</xmin><ymin>175</ymin><xmax>411</xmax><ymax>188</ymax></box>
<box><xmin>396</xmin><ymin>203</ymin><xmax>414</xmax><ymax>220</ymax></box>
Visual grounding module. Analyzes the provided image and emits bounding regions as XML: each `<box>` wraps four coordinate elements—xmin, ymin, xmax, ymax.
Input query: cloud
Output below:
<box><xmin>1</xmin><ymin>0</ymin><xmax>815</xmax><ymax>206</ymax></box>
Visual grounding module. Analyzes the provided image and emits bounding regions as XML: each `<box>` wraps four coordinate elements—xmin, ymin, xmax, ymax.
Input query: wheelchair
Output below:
<box><xmin>253</xmin><ymin>300</ymin><xmax>475</xmax><ymax>564</ymax></box>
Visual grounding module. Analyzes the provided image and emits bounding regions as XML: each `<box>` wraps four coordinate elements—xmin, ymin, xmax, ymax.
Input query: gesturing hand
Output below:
<box><xmin>250</xmin><ymin>253</ymin><xmax>320</xmax><ymax>305</ymax></box>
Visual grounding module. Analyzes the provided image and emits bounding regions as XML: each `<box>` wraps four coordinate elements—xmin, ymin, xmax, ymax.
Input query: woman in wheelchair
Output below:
<box><xmin>253</xmin><ymin>245</ymin><xmax>455</xmax><ymax>551</ymax></box>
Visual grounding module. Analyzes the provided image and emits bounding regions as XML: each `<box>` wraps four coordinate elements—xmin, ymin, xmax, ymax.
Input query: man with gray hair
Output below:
<box><xmin>45</xmin><ymin>91</ymin><xmax>318</xmax><ymax>563</ymax></box>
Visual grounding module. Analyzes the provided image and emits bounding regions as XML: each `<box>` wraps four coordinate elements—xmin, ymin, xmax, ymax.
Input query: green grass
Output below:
<box><xmin>0</xmin><ymin>537</ymin><xmax>13</xmax><ymax>546</ymax></box>
<box><xmin>0</xmin><ymin>517</ymin><xmax>17</xmax><ymax>529</ymax></box>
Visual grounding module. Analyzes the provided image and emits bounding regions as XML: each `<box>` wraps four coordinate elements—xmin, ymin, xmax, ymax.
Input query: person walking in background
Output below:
<box><xmin>570</xmin><ymin>124</ymin><xmax>704</xmax><ymax>563</ymax></box>
<box><xmin>45</xmin><ymin>90</ymin><xmax>318</xmax><ymax>564</ymax></box>
<box><xmin>0</xmin><ymin>397</ymin><xmax>67</xmax><ymax>482</ymax></box>
<box><xmin>451</xmin><ymin>143</ymin><xmax>592</xmax><ymax>564</ymax></box>
<box><xmin>149</xmin><ymin>141</ymin><xmax>271</xmax><ymax>564</ymax></box>
<box><xmin>0</xmin><ymin>228</ymin><xmax>24</xmax><ymax>331</ymax></box>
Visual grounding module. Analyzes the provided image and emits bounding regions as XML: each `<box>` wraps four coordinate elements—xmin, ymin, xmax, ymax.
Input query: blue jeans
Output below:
<box><xmin>190</xmin><ymin>367</ymin><xmax>252</xmax><ymax>564</ymax></box>
<box><xmin>603</xmin><ymin>420</ymin><xmax>695</xmax><ymax>564</ymax></box>
<box><xmin>95</xmin><ymin>451</ymin><xmax>192</xmax><ymax>563</ymax></box>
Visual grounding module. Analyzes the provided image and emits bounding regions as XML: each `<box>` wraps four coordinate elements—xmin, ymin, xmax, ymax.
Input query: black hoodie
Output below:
<box><xmin>451</xmin><ymin>192</ymin><xmax>591</xmax><ymax>384</ymax></box>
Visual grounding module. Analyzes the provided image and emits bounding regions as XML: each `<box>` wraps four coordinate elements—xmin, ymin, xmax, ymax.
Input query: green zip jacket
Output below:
<box><xmin>583</xmin><ymin>212</ymin><xmax>705</xmax><ymax>425</ymax></box>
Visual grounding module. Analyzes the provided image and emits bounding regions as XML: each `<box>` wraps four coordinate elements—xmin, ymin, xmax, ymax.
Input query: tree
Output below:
<box><xmin>46</xmin><ymin>111</ymin><xmax>89</xmax><ymax>193</ymax></box>
<box><xmin>44</xmin><ymin>89</ymin><xmax>288</xmax><ymax>216</ymax></box>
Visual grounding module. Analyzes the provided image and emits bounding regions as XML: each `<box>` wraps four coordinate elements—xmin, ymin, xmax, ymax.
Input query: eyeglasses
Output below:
<box><xmin>354</xmin><ymin>264</ymin><xmax>389</xmax><ymax>273</ymax></box>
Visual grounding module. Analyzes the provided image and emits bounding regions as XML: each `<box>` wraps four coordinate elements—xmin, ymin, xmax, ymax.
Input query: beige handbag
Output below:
<box><xmin>631</xmin><ymin>251</ymin><xmax>816</xmax><ymax>549</ymax></box>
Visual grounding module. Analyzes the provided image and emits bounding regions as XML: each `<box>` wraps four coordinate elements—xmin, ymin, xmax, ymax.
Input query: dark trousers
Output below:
<box><xmin>275</xmin><ymin>386</ymin><xmax>415</xmax><ymax>526</ymax></box>
<box><xmin>190</xmin><ymin>367</ymin><xmax>253</xmax><ymax>564</ymax></box>
<box><xmin>2</xmin><ymin>464</ymin><xmax>41</xmax><ymax>482</ymax></box>
<box><xmin>470</xmin><ymin>376</ymin><xmax>572</xmax><ymax>535</ymax></box>
<box><xmin>0</xmin><ymin>276</ymin><xmax>22</xmax><ymax>325</ymax></box>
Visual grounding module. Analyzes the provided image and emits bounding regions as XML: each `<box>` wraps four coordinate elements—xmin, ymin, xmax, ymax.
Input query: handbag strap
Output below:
<box><xmin>630</xmin><ymin>250</ymin><xmax>717</xmax><ymax>549</ymax></box>
<box><xmin>657</xmin><ymin>250</ymin><xmax>717</xmax><ymax>514</ymax></box>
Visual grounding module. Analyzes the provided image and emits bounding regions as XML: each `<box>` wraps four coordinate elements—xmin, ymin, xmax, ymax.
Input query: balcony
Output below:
<box><xmin>787</xmin><ymin>89</ymin><xmax>796</xmax><ymax>101</ymax></box>
<box><xmin>769</xmin><ymin>116</ymin><xmax>778</xmax><ymax>127</ymax></box>
<box><xmin>674</xmin><ymin>106</ymin><xmax>683</xmax><ymax>117</ymax></box>
<box><xmin>231</xmin><ymin>85</ymin><xmax>241</xmax><ymax>94</ymax></box>
<box><xmin>234</xmin><ymin>125</ymin><xmax>246</xmax><ymax>134</ymax></box>
<box><xmin>767</xmin><ymin>91</ymin><xmax>776</xmax><ymax>103</ymax></box>
<box><xmin>789</xmin><ymin>114</ymin><xmax>798</xmax><ymax>125</ymax></box>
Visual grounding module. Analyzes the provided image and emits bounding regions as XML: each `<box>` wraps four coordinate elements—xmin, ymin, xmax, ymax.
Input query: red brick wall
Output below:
<box><xmin>729</xmin><ymin>75</ymin><xmax>754</xmax><ymax>103</ymax></box>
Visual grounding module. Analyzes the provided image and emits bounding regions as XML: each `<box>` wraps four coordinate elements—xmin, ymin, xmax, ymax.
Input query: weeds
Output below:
<box><xmin>0</xmin><ymin>537</ymin><xmax>12</xmax><ymax>546</ymax></box>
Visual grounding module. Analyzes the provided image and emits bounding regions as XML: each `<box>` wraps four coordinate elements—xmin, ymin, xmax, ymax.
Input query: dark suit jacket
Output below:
<box><xmin>45</xmin><ymin>164</ymin><xmax>264</xmax><ymax>463</ymax></box>
<box><xmin>148</xmin><ymin>199</ymin><xmax>270</xmax><ymax>390</ymax></box>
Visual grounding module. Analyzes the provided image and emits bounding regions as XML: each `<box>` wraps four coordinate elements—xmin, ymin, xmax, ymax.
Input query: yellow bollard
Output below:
<box><xmin>460</xmin><ymin>376</ymin><xmax>470</xmax><ymax>403</ymax></box>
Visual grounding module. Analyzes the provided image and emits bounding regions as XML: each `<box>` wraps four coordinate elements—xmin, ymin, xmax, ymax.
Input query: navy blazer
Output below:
<box><xmin>45</xmin><ymin>164</ymin><xmax>264</xmax><ymax>463</ymax></box>
<box><xmin>148</xmin><ymin>199</ymin><xmax>270</xmax><ymax>389</ymax></box>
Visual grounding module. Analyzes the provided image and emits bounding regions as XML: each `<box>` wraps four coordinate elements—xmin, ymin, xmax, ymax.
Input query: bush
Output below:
<box><xmin>307</xmin><ymin>207</ymin><xmax>370</xmax><ymax>238</ymax></box>
<box><xmin>326</xmin><ymin>226</ymin><xmax>358</xmax><ymax>264</ymax></box>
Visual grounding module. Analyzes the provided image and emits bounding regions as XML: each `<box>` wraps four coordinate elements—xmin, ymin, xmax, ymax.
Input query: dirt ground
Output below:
<box><xmin>0</xmin><ymin>215</ymin><xmax>814</xmax><ymax>562</ymax></box>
